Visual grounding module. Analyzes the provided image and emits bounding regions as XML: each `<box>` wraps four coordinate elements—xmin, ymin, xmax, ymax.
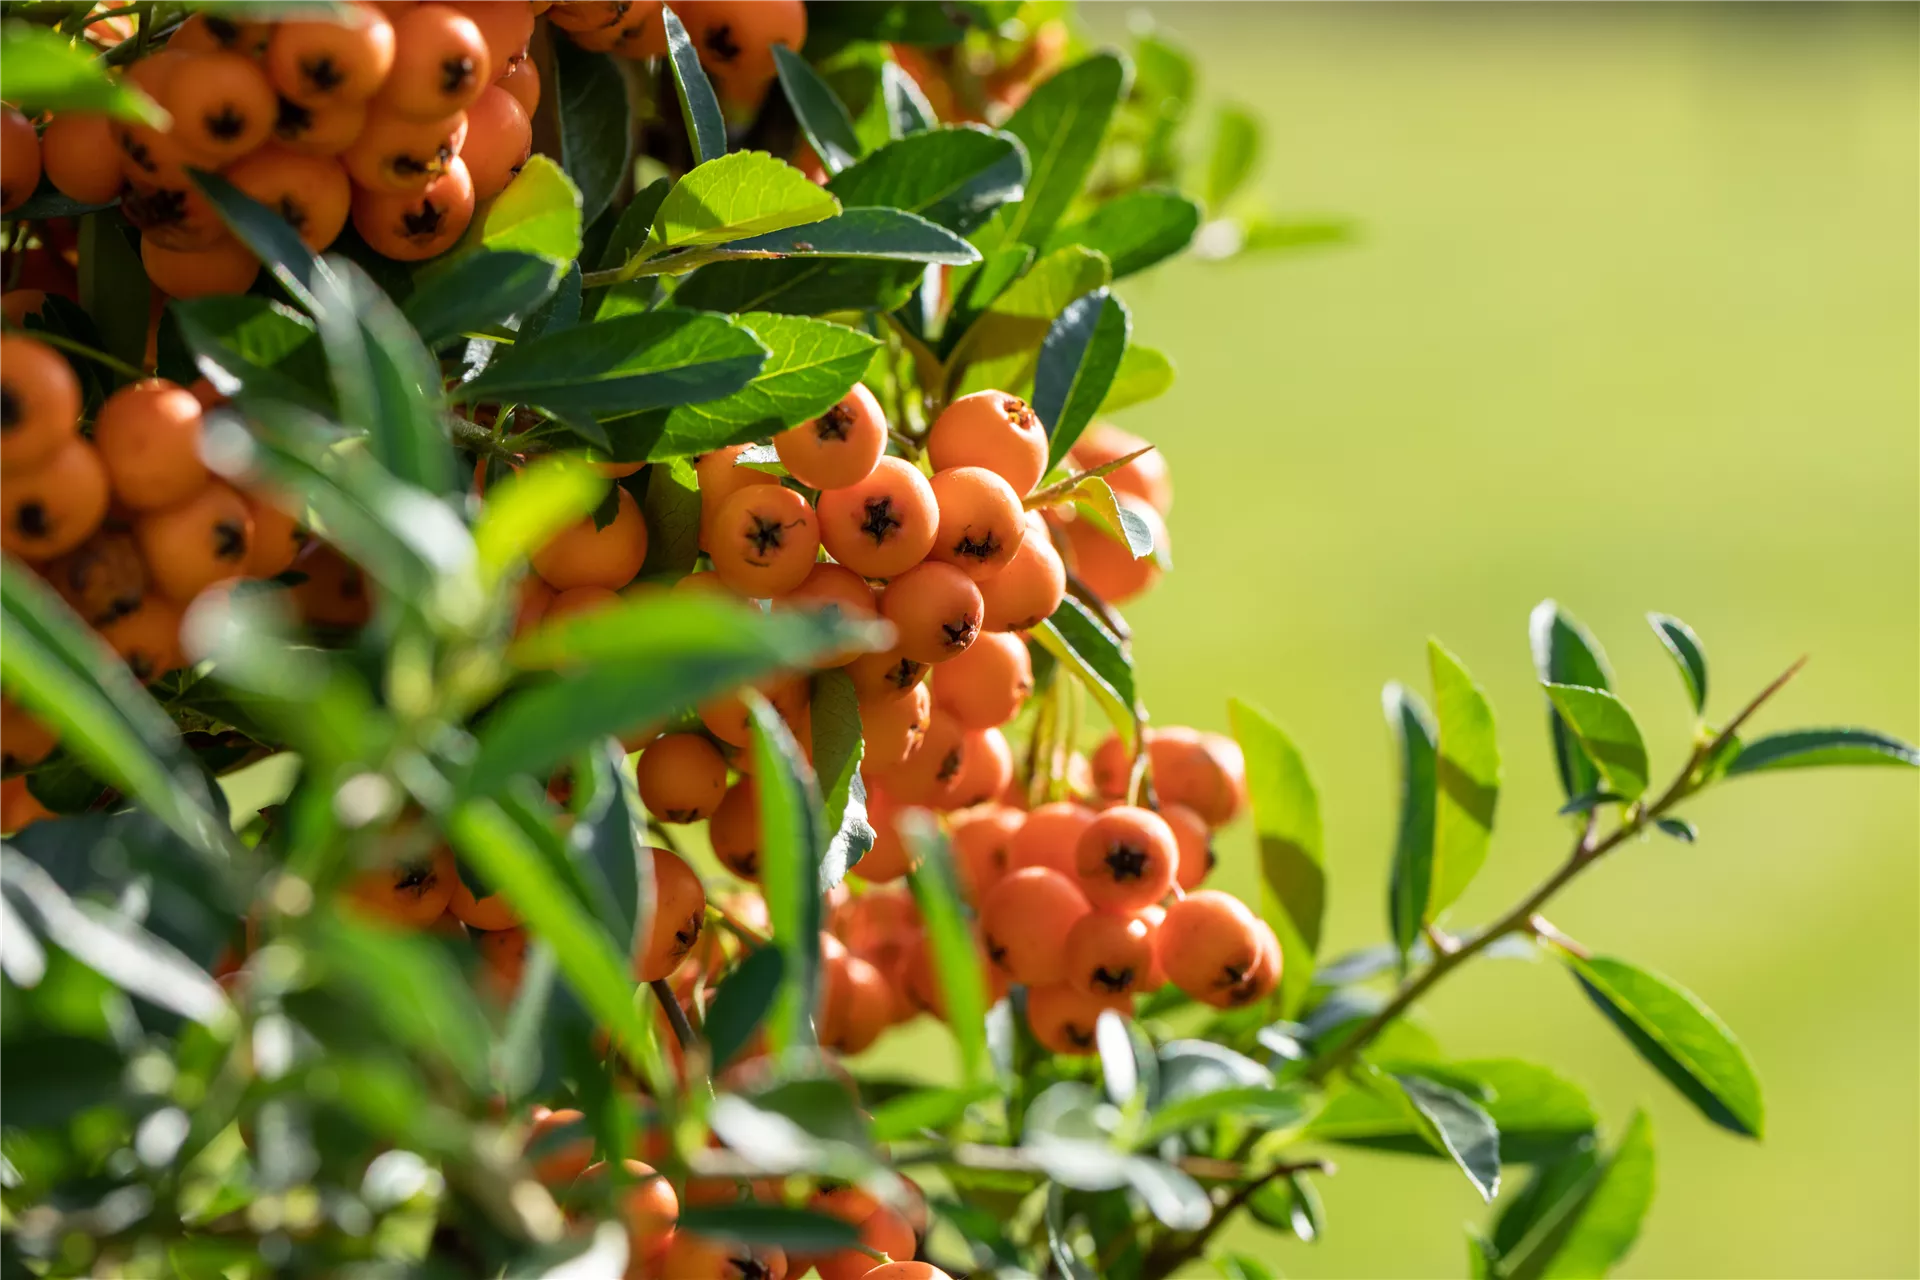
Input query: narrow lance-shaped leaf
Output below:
<box><xmin>1529</xmin><ymin>601</ymin><xmax>1613</xmax><ymax>805</ymax></box>
<box><xmin>1561</xmin><ymin>952</ymin><xmax>1763</xmax><ymax>1138</ymax></box>
<box><xmin>1428</xmin><ymin>640</ymin><xmax>1500</xmax><ymax>919</ymax></box>
<box><xmin>809</xmin><ymin>671</ymin><xmax>873</xmax><ymax>884</ymax></box>
<box><xmin>1647</xmin><ymin>613</ymin><xmax>1708</xmax><ymax>714</ymax></box>
<box><xmin>899</xmin><ymin>812</ymin><xmax>990</xmax><ymax>1087</ymax></box>
<box><xmin>648</xmin><ymin>152</ymin><xmax>840</xmax><ymax>252</ymax></box>
<box><xmin>717</xmin><ymin>208</ymin><xmax>980</xmax><ymax>264</ymax></box>
<box><xmin>704</xmin><ymin>945</ymin><xmax>785</xmax><ymax>1072</ymax></box>
<box><xmin>1395</xmin><ymin>1072</ymin><xmax>1501</xmax><ymax>1202</ymax></box>
<box><xmin>773</xmin><ymin>44</ymin><xmax>862</xmax><ymax>173</ymax></box>
<box><xmin>1724</xmin><ymin>727</ymin><xmax>1920</xmax><ymax>776</ymax></box>
<box><xmin>1034</xmin><ymin>289</ymin><xmax>1132</xmax><ymax>470</ymax></box>
<box><xmin>997</xmin><ymin>53</ymin><xmax>1128</xmax><ymax>248</ymax></box>
<box><xmin>333</xmin><ymin>259</ymin><xmax>458</xmax><ymax>497</ymax></box>
<box><xmin>0</xmin><ymin>25</ymin><xmax>166</xmax><ymax>124</ymax></box>
<box><xmin>951</xmin><ymin>245</ymin><xmax>1112</xmax><ymax>399</ymax></box>
<box><xmin>1228</xmin><ymin>699</ymin><xmax>1324</xmax><ymax>1018</ymax></box>
<box><xmin>1542</xmin><ymin>684</ymin><xmax>1648</xmax><ymax>800</ymax></box>
<box><xmin>1206</xmin><ymin>104</ymin><xmax>1262</xmax><ymax>210</ymax></box>
<box><xmin>192</xmin><ymin>170</ymin><xmax>328</xmax><ymax>314</ymax></box>
<box><xmin>661</xmin><ymin>5</ymin><xmax>726</xmax><ymax>166</ymax></box>
<box><xmin>1384</xmin><ymin>682</ymin><xmax>1438</xmax><ymax>970</ymax></box>
<box><xmin>402</xmin><ymin>251</ymin><xmax>560</xmax><ymax>349</ymax></box>
<box><xmin>881</xmin><ymin>61</ymin><xmax>935</xmax><ymax>136</ymax></box>
<box><xmin>1043</xmin><ymin>189</ymin><xmax>1201</xmax><ymax>280</ymax></box>
<box><xmin>479</xmin><ymin>154</ymin><xmax>585</xmax><ymax>272</ymax></box>
<box><xmin>750</xmin><ymin>696</ymin><xmax>826</xmax><ymax>1050</ymax></box>
<box><xmin>551</xmin><ymin>38</ymin><xmax>632</xmax><ymax>228</ymax></box>
<box><xmin>1497</xmin><ymin>1111</ymin><xmax>1656</xmax><ymax>1280</ymax></box>
<box><xmin>1034</xmin><ymin>597</ymin><xmax>1140</xmax><ymax>746</ymax></box>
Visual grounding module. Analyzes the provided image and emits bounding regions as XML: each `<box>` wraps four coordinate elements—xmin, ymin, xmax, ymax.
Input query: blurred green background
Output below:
<box><xmin>1074</xmin><ymin>4</ymin><xmax>1918</xmax><ymax>1276</ymax></box>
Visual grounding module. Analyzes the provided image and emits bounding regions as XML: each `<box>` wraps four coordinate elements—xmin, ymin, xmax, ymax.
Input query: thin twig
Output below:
<box><xmin>1140</xmin><ymin>1159</ymin><xmax>1336</xmax><ymax>1278</ymax></box>
<box><xmin>1024</xmin><ymin>446</ymin><xmax>1158</xmax><ymax>509</ymax></box>
<box><xmin>8</xmin><ymin>327</ymin><xmax>147</xmax><ymax>381</ymax></box>
<box><xmin>649</xmin><ymin>979</ymin><xmax>696</xmax><ymax>1049</ymax></box>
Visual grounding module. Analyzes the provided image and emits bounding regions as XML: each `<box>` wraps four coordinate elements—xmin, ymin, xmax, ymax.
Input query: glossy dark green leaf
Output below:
<box><xmin>1044</xmin><ymin>189</ymin><xmax>1201</xmax><ymax>279</ymax></box>
<box><xmin>401</xmin><ymin>251</ymin><xmax>559</xmax><ymax>349</ymax></box>
<box><xmin>704</xmin><ymin>944</ymin><xmax>784</xmax><ymax>1071</ymax></box>
<box><xmin>809</xmin><ymin>670</ymin><xmax>873</xmax><ymax>881</ymax></box>
<box><xmin>675</xmin><ymin>1204</ymin><xmax>859</xmax><ymax>1251</ymax></box>
<box><xmin>551</xmin><ymin>38</ymin><xmax>631</xmax><ymax>227</ymax></box>
<box><xmin>1542</xmin><ymin>684</ymin><xmax>1648</xmax><ymax>799</ymax></box>
<box><xmin>0</xmin><ymin>1033</ymin><xmax>124</xmax><ymax>1127</ymax></box>
<box><xmin>650</xmin><ymin>152</ymin><xmax>839</xmax><ymax>252</ymax></box>
<box><xmin>1320</xmin><ymin>1058</ymin><xmax>1596</xmax><ymax>1165</ymax></box>
<box><xmin>0</xmin><ymin>25</ymin><xmax>165</xmax><ymax>123</ymax></box>
<box><xmin>331</xmin><ymin>260</ymin><xmax>457</xmax><ymax>497</ymax></box>
<box><xmin>1724</xmin><ymin>727</ymin><xmax>1920</xmax><ymax>775</ymax></box>
<box><xmin>1034</xmin><ymin>289</ymin><xmax>1131</xmax><ymax>470</ymax></box>
<box><xmin>1497</xmin><ymin>1112</ymin><xmax>1655</xmax><ymax>1280</ymax></box>
<box><xmin>457</xmin><ymin>309</ymin><xmax>768</xmax><ymax>419</ymax></box>
<box><xmin>829</xmin><ymin>125</ymin><xmax>1028</xmax><ymax>235</ymax></box>
<box><xmin>668</xmin><ymin>256</ymin><xmax>920</xmax><ymax>316</ymax></box>
<box><xmin>171</xmin><ymin>296</ymin><xmax>331</xmax><ymax>413</ymax></box>
<box><xmin>1396</xmin><ymin>1072</ymin><xmax>1501</xmax><ymax>1201</ymax></box>
<box><xmin>952</xmin><ymin>245</ymin><xmax>1111</xmax><ymax>398</ymax></box>
<box><xmin>566</xmin><ymin>741</ymin><xmax>648</xmax><ymax>952</ymax></box>
<box><xmin>1429</xmin><ymin>640</ymin><xmax>1500</xmax><ymax>919</ymax></box>
<box><xmin>77</xmin><ymin>214</ymin><xmax>151</xmax><ymax>373</ymax></box>
<box><xmin>639</xmin><ymin>456</ymin><xmax>702</xmax><ymax>578</ymax></box>
<box><xmin>899</xmin><ymin>812</ymin><xmax>990</xmax><ymax>1085</ymax></box>
<box><xmin>1563</xmin><ymin>953</ymin><xmax>1762</xmax><ymax>1137</ymax></box>
<box><xmin>719</xmin><ymin>208</ymin><xmax>980</xmax><ymax>264</ymax></box>
<box><xmin>1206</xmin><ymin>104</ymin><xmax>1262</xmax><ymax>210</ymax></box>
<box><xmin>1646</xmin><ymin>613</ymin><xmax>1708</xmax><ymax>714</ymax></box>
<box><xmin>661</xmin><ymin>4</ymin><xmax>726</xmax><ymax>166</ymax></box>
<box><xmin>749</xmin><ymin>697</ymin><xmax>826</xmax><ymax>1051</ymax></box>
<box><xmin>998</xmin><ymin>54</ymin><xmax>1128</xmax><ymax>247</ymax></box>
<box><xmin>591</xmin><ymin>177</ymin><xmax>671</xmax><ymax>320</ymax></box>
<box><xmin>1228</xmin><ymin>698</ymin><xmax>1324</xmax><ymax>1018</ymax></box>
<box><xmin>881</xmin><ymin>61</ymin><xmax>935</xmax><ymax>136</ymax></box>
<box><xmin>311</xmin><ymin>915</ymin><xmax>490</xmax><ymax>1091</ymax></box>
<box><xmin>493</xmin><ymin>940</ymin><xmax>558</xmax><ymax>1102</ymax></box>
<box><xmin>190</xmin><ymin>170</ymin><xmax>331</xmax><ymax>313</ymax></box>
<box><xmin>1654</xmin><ymin>816</ymin><xmax>1697</xmax><ymax>843</ymax></box>
<box><xmin>773</xmin><ymin>44</ymin><xmax>862</xmax><ymax>173</ymax></box>
<box><xmin>1384</xmin><ymin>682</ymin><xmax>1438</xmax><ymax>969</ymax></box>
<box><xmin>1529</xmin><ymin>600</ymin><xmax>1614</xmax><ymax>805</ymax></box>
<box><xmin>520</xmin><ymin>261</ymin><xmax>582</xmax><ymax>339</ymax></box>
<box><xmin>1034</xmin><ymin>596</ymin><xmax>1139</xmax><ymax>745</ymax></box>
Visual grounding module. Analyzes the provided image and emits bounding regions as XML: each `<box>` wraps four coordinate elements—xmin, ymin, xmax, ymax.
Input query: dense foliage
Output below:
<box><xmin>0</xmin><ymin>3</ymin><xmax>1913</xmax><ymax>1278</ymax></box>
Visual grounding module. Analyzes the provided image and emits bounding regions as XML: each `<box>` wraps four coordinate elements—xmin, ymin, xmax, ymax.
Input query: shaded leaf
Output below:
<box><xmin>750</xmin><ymin>698</ymin><xmax>827</xmax><ymax>1050</ymax></box>
<box><xmin>704</xmin><ymin>944</ymin><xmax>784</xmax><ymax>1071</ymax></box>
<box><xmin>1429</xmin><ymin>640</ymin><xmax>1500</xmax><ymax>918</ymax></box>
<box><xmin>809</xmin><ymin>671</ymin><xmax>873</xmax><ymax>882</ymax></box>
<box><xmin>899</xmin><ymin>812</ymin><xmax>990</xmax><ymax>1086</ymax></box>
<box><xmin>1034</xmin><ymin>288</ymin><xmax>1131</xmax><ymax>470</ymax></box>
<box><xmin>1044</xmin><ymin>189</ymin><xmax>1201</xmax><ymax>279</ymax></box>
<box><xmin>719</xmin><ymin>207</ymin><xmax>979</xmax><ymax>264</ymax></box>
<box><xmin>773</xmin><ymin>44</ymin><xmax>862</xmax><ymax>173</ymax></box>
<box><xmin>402</xmin><ymin>251</ymin><xmax>559</xmax><ymax>349</ymax></box>
<box><xmin>551</xmin><ymin>39</ymin><xmax>632</xmax><ymax>228</ymax></box>
<box><xmin>880</xmin><ymin>61</ymin><xmax>935</xmax><ymax>136</ymax></box>
<box><xmin>1542</xmin><ymin>685</ymin><xmax>1649</xmax><ymax>799</ymax></box>
<box><xmin>1034</xmin><ymin>597</ymin><xmax>1139</xmax><ymax>745</ymax></box>
<box><xmin>1724</xmin><ymin>727</ymin><xmax>1920</xmax><ymax>775</ymax></box>
<box><xmin>1497</xmin><ymin>1112</ymin><xmax>1656</xmax><ymax>1280</ymax></box>
<box><xmin>0</xmin><ymin>25</ymin><xmax>165</xmax><ymax>124</ymax></box>
<box><xmin>172</xmin><ymin>296</ymin><xmax>331</xmax><ymax>413</ymax></box>
<box><xmin>1396</xmin><ymin>1072</ymin><xmax>1501</xmax><ymax>1201</ymax></box>
<box><xmin>661</xmin><ymin>4</ymin><xmax>725</xmax><ymax>165</ymax></box>
<box><xmin>1384</xmin><ymin>682</ymin><xmax>1438</xmax><ymax>969</ymax></box>
<box><xmin>1228</xmin><ymin>699</ymin><xmax>1324</xmax><ymax>1018</ymax></box>
<box><xmin>1646</xmin><ymin>613</ymin><xmax>1708</xmax><ymax>714</ymax></box>
<box><xmin>674</xmin><ymin>1204</ymin><xmax>859</xmax><ymax>1252</ymax></box>
<box><xmin>1310</xmin><ymin>1059</ymin><xmax>1595</xmax><ymax>1166</ymax></box>
<box><xmin>1529</xmin><ymin>601</ymin><xmax>1613</xmax><ymax>805</ymax></box>
<box><xmin>998</xmin><ymin>54</ymin><xmax>1128</xmax><ymax>247</ymax></box>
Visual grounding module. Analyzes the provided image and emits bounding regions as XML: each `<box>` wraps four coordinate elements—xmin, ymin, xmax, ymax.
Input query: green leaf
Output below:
<box><xmin>311</xmin><ymin>915</ymin><xmax>490</xmax><ymax>1092</ymax></box>
<box><xmin>828</xmin><ymin>126</ymin><xmax>1029</xmax><ymax>235</ymax></box>
<box><xmin>998</xmin><ymin>54</ymin><xmax>1128</xmax><ymax>248</ymax></box>
<box><xmin>1206</xmin><ymin>105</ymin><xmax>1262</xmax><ymax>210</ymax></box>
<box><xmin>1529</xmin><ymin>601</ymin><xmax>1613</xmax><ymax>805</ymax></box>
<box><xmin>494</xmin><ymin>940</ymin><xmax>558</xmax><ymax>1102</ymax></box>
<box><xmin>674</xmin><ymin>1205</ymin><xmax>859</xmax><ymax>1252</ymax></box>
<box><xmin>330</xmin><ymin>260</ymin><xmax>457</xmax><ymax>498</ymax></box>
<box><xmin>591</xmin><ymin>178</ymin><xmax>671</xmax><ymax>321</ymax></box>
<box><xmin>458</xmin><ymin>309</ymin><xmax>768</xmax><ymax>420</ymax></box>
<box><xmin>1035</xmin><ymin>289</ymin><xmax>1131</xmax><ymax>470</ymax></box>
<box><xmin>809</xmin><ymin>671</ymin><xmax>874</xmax><ymax>881</ymax></box>
<box><xmin>952</xmin><ymin>245</ymin><xmax>1112</xmax><ymax>398</ymax></box>
<box><xmin>78</xmin><ymin>214</ymin><xmax>150</xmax><ymax>372</ymax></box>
<box><xmin>718</xmin><ymin>208</ymin><xmax>980</xmax><ymax>264</ymax></box>
<box><xmin>899</xmin><ymin>812</ymin><xmax>990</xmax><ymax>1086</ymax></box>
<box><xmin>1654</xmin><ymin>817</ymin><xmax>1696</xmax><ymax>843</ymax></box>
<box><xmin>1127</xmin><ymin>1156</ymin><xmax>1211</xmax><ymax>1231</ymax></box>
<box><xmin>1034</xmin><ymin>597</ymin><xmax>1140</xmax><ymax>746</ymax></box>
<box><xmin>0</xmin><ymin>571</ymin><xmax>230</xmax><ymax>861</ymax></box>
<box><xmin>773</xmin><ymin>44</ymin><xmax>862</xmax><ymax>174</ymax></box>
<box><xmin>1099</xmin><ymin>344</ymin><xmax>1176</xmax><ymax>415</ymax></box>
<box><xmin>0</xmin><ymin>24</ymin><xmax>165</xmax><ymax>125</ymax></box>
<box><xmin>479</xmin><ymin>155</ymin><xmax>584</xmax><ymax>274</ymax></box>
<box><xmin>1542</xmin><ymin>685</ymin><xmax>1649</xmax><ymax>799</ymax></box>
<box><xmin>661</xmin><ymin>4</ymin><xmax>726</xmax><ymax>166</ymax></box>
<box><xmin>704</xmin><ymin>944</ymin><xmax>784</xmax><ymax>1070</ymax></box>
<box><xmin>1497</xmin><ymin>1112</ymin><xmax>1656</xmax><ymax>1280</ymax></box>
<box><xmin>476</xmin><ymin>599</ymin><xmax>877</xmax><ymax>791</ymax></box>
<box><xmin>1646</xmin><ymin>613</ymin><xmax>1708</xmax><ymax>714</ymax></box>
<box><xmin>192</xmin><ymin>171</ymin><xmax>326</xmax><ymax>313</ymax></box>
<box><xmin>1068</xmin><ymin>477</ymin><xmax>1153</xmax><ymax>560</ymax></box>
<box><xmin>649</xmin><ymin>152</ymin><xmax>840</xmax><ymax>252</ymax></box>
<box><xmin>1395</xmin><ymin>1072</ymin><xmax>1501</xmax><ymax>1202</ymax></box>
<box><xmin>1140</xmin><ymin>1085</ymin><xmax>1312</xmax><ymax>1145</ymax></box>
<box><xmin>1228</xmin><ymin>699</ymin><xmax>1324</xmax><ymax>1019</ymax></box>
<box><xmin>880</xmin><ymin>61</ymin><xmax>934</xmax><ymax>136</ymax></box>
<box><xmin>639</xmin><ymin>456</ymin><xmax>702</xmax><ymax>578</ymax></box>
<box><xmin>870</xmin><ymin>1084</ymin><xmax>985</xmax><ymax>1143</ymax></box>
<box><xmin>1044</xmin><ymin>189</ymin><xmax>1201</xmax><ymax>279</ymax></box>
<box><xmin>1213</xmin><ymin>1252</ymin><xmax>1278</xmax><ymax>1280</ymax></box>
<box><xmin>750</xmin><ymin>696</ymin><xmax>826</xmax><ymax>1052</ymax></box>
<box><xmin>1561</xmin><ymin>953</ymin><xmax>1763</xmax><ymax>1138</ymax></box>
<box><xmin>1384</xmin><ymin>682</ymin><xmax>1438</xmax><ymax>970</ymax></box>
<box><xmin>1238</xmin><ymin>215</ymin><xmax>1359</xmax><ymax>254</ymax></box>
<box><xmin>401</xmin><ymin>251</ymin><xmax>559</xmax><ymax>349</ymax></box>
<box><xmin>172</xmin><ymin>296</ymin><xmax>331</xmax><ymax>413</ymax></box>
<box><xmin>551</xmin><ymin>39</ymin><xmax>632</xmax><ymax>228</ymax></box>
<box><xmin>1428</xmin><ymin>641</ymin><xmax>1500</xmax><ymax>919</ymax></box>
<box><xmin>1313</xmin><ymin>1059</ymin><xmax>1596</xmax><ymax>1164</ymax></box>
<box><xmin>1724</xmin><ymin>727</ymin><xmax>1920</xmax><ymax>775</ymax></box>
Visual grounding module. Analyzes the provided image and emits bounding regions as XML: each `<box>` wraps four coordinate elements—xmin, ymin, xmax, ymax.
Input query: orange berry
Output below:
<box><xmin>345</xmin><ymin>846</ymin><xmax>458</xmax><ymax>926</ymax></box>
<box><xmin>671</xmin><ymin>0</ymin><xmax>806</xmax><ymax>111</ymax></box>
<box><xmin>378</xmin><ymin>3</ymin><xmax>491</xmax><ymax>121</ymax></box>
<box><xmin>241</xmin><ymin>488</ymin><xmax>305</xmax><ymax>578</ymax></box>
<box><xmin>546</xmin><ymin>584</ymin><xmax>619</xmax><ymax>618</ymax></box>
<box><xmin>928</xmin><ymin>465</ymin><xmax>1024</xmax><ymax>582</ymax></box>
<box><xmin>709</xmin><ymin>484</ymin><xmax>820</xmax><ymax>597</ymax></box>
<box><xmin>341</xmin><ymin>105</ymin><xmax>466</xmax><ymax>192</ymax></box>
<box><xmin>1149</xmin><ymin>728</ymin><xmax>1246</xmax><ymax>827</ymax></box>
<box><xmin>525</xmin><ymin>1106</ymin><xmax>592</xmax><ymax>1187</ymax></box>
<box><xmin>1199</xmin><ymin>916</ymin><xmax>1280</xmax><ymax>1009</ymax></box>
<box><xmin>772</xmin><ymin>383</ymin><xmax>886</xmax><ymax>490</ymax></box>
<box><xmin>41</xmin><ymin>113</ymin><xmax>123</xmax><ymax>205</ymax></box>
<box><xmin>225</xmin><ymin>146</ymin><xmax>352</xmax><ymax>250</ymax></box>
<box><xmin>446</xmin><ymin>1</ymin><xmax>534</xmax><ymax>75</ymax></box>
<box><xmin>815</xmin><ymin>1203</ymin><xmax>913</xmax><ymax>1280</ymax></box>
<box><xmin>1071</xmin><ymin>422</ymin><xmax>1169</xmax><ymax>514</ymax></box>
<box><xmin>1065</xmin><ymin>495</ymin><xmax>1163</xmax><ymax>605</ymax></box>
<box><xmin>290</xmin><ymin>541</ymin><xmax>372</xmax><ymax>628</ymax></box>
<box><xmin>512</xmin><ymin>572</ymin><xmax>552</xmax><ymax>635</ymax></box>
<box><xmin>930</xmin><ymin>630</ymin><xmax>1031</xmax><ymax>729</ymax></box>
<box><xmin>140</xmin><ymin>237</ymin><xmax>261</xmax><ymax>299</ymax></box>
<box><xmin>654</xmin><ymin>1230</ymin><xmax>778</xmax><ymax>1279</ymax></box>
<box><xmin>927</xmin><ymin>390</ymin><xmax>1047</xmax><ymax>496</ymax></box>
<box><xmin>1072</xmin><ymin>805</ymin><xmax>1177</xmax><ymax>913</ymax></box>
<box><xmin>822</xmin><ymin>948</ymin><xmax>893</xmax><ymax>1054</ymax></box>
<box><xmin>980</xmin><ymin>509</ymin><xmax>1065</xmax><ymax>630</ymax></box>
<box><xmin>1006</xmin><ymin>800</ymin><xmax>1095</xmax><ymax>876</ymax></box>
<box><xmin>449</xmin><ymin>862</ymin><xmax>517</xmax><ymax>930</ymax></box>
<box><xmin>697</xmin><ymin>675</ymin><xmax>807</xmax><ymax>750</ymax></box>
<box><xmin>694</xmin><ymin>442</ymin><xmax>780</xmax><ymax>550</ymax></box>
<box><xmin>1158</xmin><ymin>890</ymin><xmax>1266</xmax><ymax>1003</ymax></box>
<box><xmin>860</xmin><ymin>680</ymin><xmax>930</xmax><ymax>769</ymax></box>
<box><xmin>0</xmin><ymin>333</ymin><xmax>81</xmax><ymax>474</ymax></box>
<box><xmin>1</xmin><ymin>106</ymin><xmax>41</xmax><ymax>214</ymax></box>
<box><xmin>569</xmin><ymin>1</ymin><xmax>663</xmax><ymax>54</ymax></box>
<box><xmin>708</xmin><ymin>777</ymin><xmax>761</xmax><ymax>881</ymax></box>
<box><xmin>135</xmin><ymin>482</ymin><xmax>254</xmax><ymax>601</ymax></box>
<box><xmin>546</xmin><ymin>1</ymin><xmax>638</xmax><ymax>33</ymax></box>
<box><xmin>168</xmin><ymin>12</ymin><xmax>271</xmax><ymax>57</ymax></box>
<box><xmin>266</xmin><ymin>5</ymin><xmax>397</xmax><ymax>107</ymax></box>
<box><xmin>576</xmin><ymin>1158</ymin><xmax>678</xmax><ymax>1266</ymax></box>
<box><xmin>1163</xmin><ymin>802</ymin><xmax>1213</xmax><ymax>891</ymax></box>
<box><xmin>846</xmin><ymin>645</ymin><xmax>928</xmax><ymax>704</ymax></box>
<box><xmin>949</xmin><ymin>804</ymin><xmax>1020</xmax><ymax>900</ymax></box>
<box><xmin>853</xmin><ymin>782</ymin><xmax>913</xmax><ymax>883</ymax></box>
<box><xmin>351</xmin><ymin>154</ymin><xmax>474</xmax><ymax>259</ymax></box>
<box><xmin>978</xmin><ymin>866</ymin><xmax>1089</xmax><ymax>986</ymax></box>
<box><xmin>474</xmin><ymin>923</ymin><xmax>526</xmax><ymax>1001</ymax></box>
<box><xmin>162</xmin><ymin>51</ymin><xmax>278</xmax><ymax>163</ymax></box>
<box><xmin>635</xmin><ymin>847</ymin><xmax>707</xmax><ymax>981</ymax></box>
<box><xmin>1062</xmin><ymin>909</ymin><xmax>1154</xmax><ymax>996</ymax></box>
<box><xmin>494</xmin><ymin>51</ymin><xmax>540</xmax><ymax>115</ymax></box>
<box><xmin>458</xmin><ymin>83</ymin><xmax>529</xmax><ymax>201</ymax></box>
<box><xmin>1</xmin><ymin>291</ymin><xmax>47</xmax><ymax>326</ymax></box>
<box><xmin>948</xmin><ymin>726</ymin><xmax>1012</xmax><ymax>810</ymax></box>
<box><xmin>878</xmin><ymin>560</ymin><xmax>981</xmax><ymax>665</ymax></box>
<box><xmin>531</xmin><ymin>484</ymin><xmax>648</xmax><ymax>590</ymax></box>
<box><xmin>1135</xmin><ymin>903</ymin><xmax>1169</xmax><ymax>990</ymax></box>
<box><xmin>1026</xmin><ymin>982</ymin><xmax>1130</xmax><ymax>1055</ymax></box>
<box><xmin>815</xmin><ymin>456</ymin><xmax>937</xmax><ymax>580</ymax></box>
<box><xmin>99</xmin><ymin>595</ymin><xmax>184</xmax><ymax>682</ymax></box>
<box><xmin>91</xmin><ymin>378</ymin><xmax>208</xmax><ymax>511</ymax></box>
<box><xmin>863</xmin><ymin>1266</ymin><xmax>953</xmax><ymax>1280</ymax></box>
<box><xmin>2</xmin><ymin>437</ymin><xmax>110</xmax><ymax>562</ymax></box>
<box><xmin>776</xmin><ymin>560</ymin><xmax>877</xmax><ymax>667</ymax></box>
<box><xmin>122</xmin><ymin>179</ymin><xmax>229</xmax><ymax>251</ymax></box>
<box><xmin>0</xmin><ymin>776</ymin><xmax>54</xmax><ymax>834</ymax></box>
<box><xmin>871</xmin><ymin>708</ymin><xmax>968</xmax><ymax>809</ymax></box>
<box><xmin>636</xmin><ymin>732</ymin><xmax>728</xmax><ymax>824</ymax></box>
<box><xmin>46</xmin><ymin>527</ymin><xmax>148</xmax><ymax>626</ymax></box>
<box><xmin>1</xmin><ymin>698</ymin><xmax>58</xmax><ymax>772</ymax></box>
<box><xmin>271</xmin><ymin>95</ymin><xmax>368</xmax><ymax>155</ymax></box>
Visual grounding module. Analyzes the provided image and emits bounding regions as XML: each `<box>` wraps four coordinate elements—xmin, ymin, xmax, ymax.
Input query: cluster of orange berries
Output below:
<box><xmin>5</xmin><ymin>1</ymin><xmax>541</xmax><ymax>295</ymax></box>
<box><xmin>548</xmin><ymin>0</ymin><xmax>806</xmax><ymax>113</ymax></box>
